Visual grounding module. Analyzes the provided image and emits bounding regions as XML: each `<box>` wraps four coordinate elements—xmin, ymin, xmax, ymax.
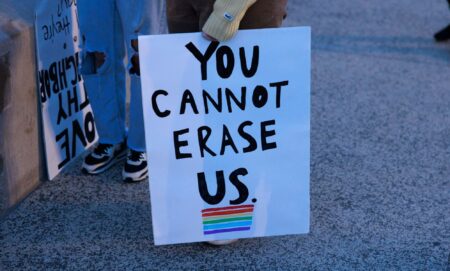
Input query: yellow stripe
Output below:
<box><xmin>203</xmin><ymin>212</ymin><xmax>253</xmax><ymax>221</ymax></box>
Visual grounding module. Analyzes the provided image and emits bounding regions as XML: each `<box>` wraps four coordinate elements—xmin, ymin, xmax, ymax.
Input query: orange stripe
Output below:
<box><xmin>202</xmin><ymin>208</ymin><xmax>254</xmax><ymax>217</ymax></box>
<box><xmin>202</xmin><ymin>204</ymin><xmax>254</xmax><ymax>213</ymax></box>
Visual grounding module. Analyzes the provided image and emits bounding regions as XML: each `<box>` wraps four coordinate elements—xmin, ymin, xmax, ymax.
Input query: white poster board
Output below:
<box><xmin>139</xmin><ymin>27</ymin><xmax>310</xmax><ymax>245</ymax></box>
<box><xmin>35</xmin><ymin>1</ymin><xmax>98</xmax><ymax>180</ymax></box>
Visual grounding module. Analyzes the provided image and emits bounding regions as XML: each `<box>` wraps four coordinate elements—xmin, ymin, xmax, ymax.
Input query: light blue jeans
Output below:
<box><xmin>78</xmin><ymin>0</ymin><xmax>164</xmax><ymax>151</ymax></box>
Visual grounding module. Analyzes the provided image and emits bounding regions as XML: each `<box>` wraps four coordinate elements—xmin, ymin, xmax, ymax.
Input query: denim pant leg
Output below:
<box><xmin>78</xmin><ymin>0</ymin><xmax>127</xmax><ymax>145</ymax></box>
<box><xmin>116</xmin><ymin>0</ymin><xmax>164</xmax><ymax>151</ymax></box>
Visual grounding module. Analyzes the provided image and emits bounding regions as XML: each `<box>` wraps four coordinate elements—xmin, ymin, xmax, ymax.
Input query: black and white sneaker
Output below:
<box><xmin>82</xmin><ymin>142</ymin><xmax>126</xmax><ymax>175</ymax></box>
<box><xmin>122</xmin><ymin>150</ymin><xmax>148</xmax><ymax>182</ymax></box>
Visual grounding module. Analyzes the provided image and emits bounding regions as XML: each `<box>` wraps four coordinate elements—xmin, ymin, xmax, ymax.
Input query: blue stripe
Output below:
<box><xmin>204</xmin><ymin>227</ymin><xmax>251</xmax><ymax>235</ymax></box>
<box><xmin>203</xmin><ymin>221</ymin><xmax>253</xmax><ymax>231</ymax></box>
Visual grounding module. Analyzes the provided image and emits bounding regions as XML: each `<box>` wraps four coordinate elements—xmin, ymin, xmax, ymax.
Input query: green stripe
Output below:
<box><xmin>203</xmin><ymin>216</ymin><xmax>253</xmax><ymax>225</ymax></box>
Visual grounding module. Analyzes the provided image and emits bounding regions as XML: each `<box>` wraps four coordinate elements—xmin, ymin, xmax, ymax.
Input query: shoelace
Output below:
<box><xmin>128</xmin><ymin>150</ymin><xmax>143</xmax><ymax>162</ymax></box>
<box><xmin>93</xmin><ymin>144</ymin><xmax>113</xmax><ymax>155</ymax></box>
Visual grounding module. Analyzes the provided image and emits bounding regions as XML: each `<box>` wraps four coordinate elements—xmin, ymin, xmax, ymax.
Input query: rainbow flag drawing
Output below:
<box><xmin>202</xmin><ymin>204</ymin><xmax>254</xmax><ymax>235</ymax></box>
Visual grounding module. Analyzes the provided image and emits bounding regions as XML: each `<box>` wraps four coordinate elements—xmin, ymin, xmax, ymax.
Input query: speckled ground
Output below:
<box><xmin>1</xmin><ymin>0</ymin><xmax>450</xmax><ymax>270</ymax></box>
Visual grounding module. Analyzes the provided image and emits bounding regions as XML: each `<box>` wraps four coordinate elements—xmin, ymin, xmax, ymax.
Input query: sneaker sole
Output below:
<box><xmin>82</xmin><ymin>152</ymin><xmax>127</xmax><ymax>175</ymax></box>
<box><xmin>123</xmin><ymin>169</ymin><xmax>148</xmax><ymax>183</ymax></box>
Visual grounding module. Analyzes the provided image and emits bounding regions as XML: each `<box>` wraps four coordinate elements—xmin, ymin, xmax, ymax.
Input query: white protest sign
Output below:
<box><xmin>139</xmin><ymin>27</ymin><xmax>310</xmax><ymax>245</ymax></box>
<box><xmin>35</xmin><ymin>1</ymin><xmax>98</xmax><ymax>180</ymax></box>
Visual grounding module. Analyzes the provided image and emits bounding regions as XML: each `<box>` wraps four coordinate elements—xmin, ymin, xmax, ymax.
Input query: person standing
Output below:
<box><xmin>77</xmin><ymin>0</ymin><xmax>164</xmax><ymax>182</ymax></box>
<box><xmin>165</xmin><ymin>0</ymin><xmax>288</xmax><ymax>245</ymax></box>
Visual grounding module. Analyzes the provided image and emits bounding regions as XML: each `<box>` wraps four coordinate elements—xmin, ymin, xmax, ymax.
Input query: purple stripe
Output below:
<box><xmin>204</xmin><ymin>227</ymin><xmax>251</xmax><ymax>235</ymax></box>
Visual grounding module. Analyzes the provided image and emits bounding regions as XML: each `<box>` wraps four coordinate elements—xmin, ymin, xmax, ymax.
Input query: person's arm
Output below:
<box><xmin>202</xmin><ymin>0</ymin><xmax>257</xmax><ymax>41</ymax></box>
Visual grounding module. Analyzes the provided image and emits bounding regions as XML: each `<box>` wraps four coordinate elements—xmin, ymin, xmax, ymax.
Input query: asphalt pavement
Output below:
<box><xmin>1</xmin><ymin>0</ymin><xmax>450</xmax><ymax>270</ymax></box>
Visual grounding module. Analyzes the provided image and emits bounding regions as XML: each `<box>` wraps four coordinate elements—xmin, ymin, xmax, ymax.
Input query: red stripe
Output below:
<box><xmin>202</xmin><ymin>205</ymin><xmax>254</xmax><ymax>213</ymax></box>
<box><xmin>202</xmin><ymin>208</ymin><xmax>254</xmax><ymax>217</ymax></box>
